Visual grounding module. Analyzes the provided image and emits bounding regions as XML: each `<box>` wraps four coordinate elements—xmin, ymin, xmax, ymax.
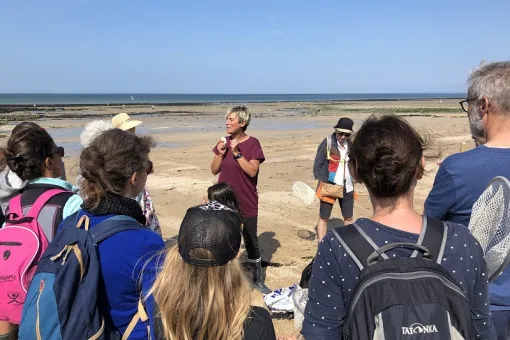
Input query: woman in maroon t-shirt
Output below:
<box><xmin>211</xmin><ymin>105</ymin><xmax>271</xmax><ymax>294</ymax></box>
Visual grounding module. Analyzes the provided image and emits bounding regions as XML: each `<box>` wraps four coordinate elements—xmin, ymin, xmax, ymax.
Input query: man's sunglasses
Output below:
<box><xmin>49</xmin><ymin>146</ymin><xmax>65</xmax><ymax>158</ymax></box>
<box><xmin>336</xmin><ymin>132</ymin><xmax>351</xmax><ymax>137</ymax></box>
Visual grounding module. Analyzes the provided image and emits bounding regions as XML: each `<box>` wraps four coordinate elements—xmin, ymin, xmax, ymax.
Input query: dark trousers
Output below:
<box><xmin>243</xmin><ymin>216</ymin><xmax>260</xmax><ymax>260</ymax></box>
<box><xmin>492</xmin><ymin>310</ymin><xmax>510</xmax><ymax>340</ymax></box>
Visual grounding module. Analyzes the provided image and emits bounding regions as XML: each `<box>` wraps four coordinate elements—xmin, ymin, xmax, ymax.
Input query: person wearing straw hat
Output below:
<box><xmin>112</xmin><ymin>112</ymin><xmax>143</xmax><ymax>133</ymax></box>
<box><xmin>313</xmin><ymin>117</ymin><xmax>355</xmax><ymax>241</ymax></box>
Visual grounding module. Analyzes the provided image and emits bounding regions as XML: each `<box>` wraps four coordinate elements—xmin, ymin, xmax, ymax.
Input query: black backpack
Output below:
<box><xmin>332</xmin><ymin>217</ymin><xmax>475</xmax><ymax>340</ymax></box>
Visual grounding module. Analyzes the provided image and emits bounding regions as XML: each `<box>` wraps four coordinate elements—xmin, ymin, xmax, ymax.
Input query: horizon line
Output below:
<box><xmin>0</xmin><ymin>92</ymin><xmax>466</xmax><ymax>95</ymax></box>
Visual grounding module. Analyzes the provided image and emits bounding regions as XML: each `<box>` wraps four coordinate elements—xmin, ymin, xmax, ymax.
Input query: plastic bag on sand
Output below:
<box><xmin>263</xmin><ymin>284</ymin><xmax>297</xmax><ymax>315</ymax></box>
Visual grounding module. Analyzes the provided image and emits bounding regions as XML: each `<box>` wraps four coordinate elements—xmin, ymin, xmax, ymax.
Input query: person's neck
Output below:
<box><xmin>231</xmin><ymin>131</ymin><xmax>248</xmax><ymax>142</ymax></box>
<box><xmin>369</xmin><ymin>190</ymin><xmax>423</xmax><ymax>234</ymax></box>
<box><xmin>485</xmin><ymin>113</ymin><xmax>510</xmax><ymax>148</ymax></box>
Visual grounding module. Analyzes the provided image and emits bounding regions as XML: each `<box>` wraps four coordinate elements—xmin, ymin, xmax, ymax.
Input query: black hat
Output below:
<box><xmin>333</xmin><ymin>117</ymin><xmax>354</xmax><ymax>133</ymax></box>
<box><xmin>178</xmin><ymin>202</ymin><xmax>242</xmax><ymax>267</ymax></box>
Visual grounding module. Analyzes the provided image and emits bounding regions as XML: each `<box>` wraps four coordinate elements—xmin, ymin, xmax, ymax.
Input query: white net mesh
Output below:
<box><xmin>292</xmin><ymin>287</ymin><xmax>309</xmax><ymax>330</ymax></box>
<box><xmin>468</xmin><ymin>177</ymin><xmax>510</xmax><ymax>282</ymax></box>
<box><xmin>293</xmin><ymin>181</ymin><xmax>315</xmax><ymax>206</ymax></box>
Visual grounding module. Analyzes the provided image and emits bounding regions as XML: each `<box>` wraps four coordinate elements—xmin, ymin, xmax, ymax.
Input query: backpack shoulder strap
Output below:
<box><xmin>27</xmin><ymin>189</ymin><xmax>69</xmax><ymax>219</ymax></box>
<box><xmin>89</xmin><ymin>215</ymin><xmax>144</xmax><ymax>244</ymax></box>
<box><xmin>331</xmin><ymin>223</ymin><xmax>389</xmax><ymax>271</ymax></box>
<box><xmin>122</xmin><ymin>297</ymin><xmax>149</xmax><ymax>340</ymax></box>
<box><xmin>413</xmin><ymin>217</ymin><xmax>447</xmax><ymax>264</ymax></box>
<box><xmin>7</xmin><ymin>194</ymin><xmax>24</xmax><ymax>218</ymax></box>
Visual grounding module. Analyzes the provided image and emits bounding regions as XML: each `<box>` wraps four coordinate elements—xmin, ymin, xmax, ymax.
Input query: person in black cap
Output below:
<box><xmin>149</xmin><ymin>202</ymin><xmax>276</xmax><ymax>340</ymax></box>
<box><xmin>313</xmin><ymin>117</ymin><xmax>355</xmax><ymax>241</ymax></box>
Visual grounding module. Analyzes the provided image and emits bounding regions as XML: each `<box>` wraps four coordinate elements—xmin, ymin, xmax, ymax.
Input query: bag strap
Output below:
<box><xmin>27</xmin><ymin>189</ymin><xmax>69</xmax><ymax>219</ymax></box>
<box><xmin>88</xmin><ymin>215</ymin><xmax>144</xmax><ymax>244</ymax></box>
<box><xmin>8</xmin><ymin>189</ymin><xmax>68</xmax><ymax>220</ymax></box>
<box><xmin>326</xmin><ymin>136</ymin><xmax>332</xmax><ymax>160</ymax></box>
<box><xmin>122</xmin><ymin>297</ymin><xmax>150</xmax><ymax>340</ymax></box>
<box><xmin>331</xmin><ymin>223</ymin><xmax>389</xmax><ymax>271</ymax></box>
<box><xmin>7</xmin><ymin>194</ymin><xmax>24</xmax><ymax>218</ymax></box>
<box><xmin>412</xmin><ymin>217</ymin><xmax>448</xmax><ymax>264</ymax></box>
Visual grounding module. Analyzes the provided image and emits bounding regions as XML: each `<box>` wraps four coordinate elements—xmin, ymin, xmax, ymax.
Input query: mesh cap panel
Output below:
<box><xmin>178</xmin><ymin>203</ymin><xmax>242</xmax><ymax>267</ymax></box>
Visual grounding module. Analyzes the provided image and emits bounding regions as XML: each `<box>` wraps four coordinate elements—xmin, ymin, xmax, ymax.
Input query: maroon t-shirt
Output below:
<box><xmin>213</xmin><ymin>136</ymin><xmax>265</xmax><ymax>218</ymax></box>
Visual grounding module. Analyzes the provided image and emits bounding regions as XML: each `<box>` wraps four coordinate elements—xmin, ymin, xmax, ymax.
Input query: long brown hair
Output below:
<box><xmin>79</xmin><ymin>128</ymin><xmax>154</xmax><ymax>208</ymax></box>
<box><xmin>149</xmin><ymin>246</ymin><xmax>252</xmax><ymax>340</ymax></box>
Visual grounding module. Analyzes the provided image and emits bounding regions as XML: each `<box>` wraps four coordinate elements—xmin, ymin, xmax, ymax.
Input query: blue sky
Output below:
<box><xmin>1</xmin><ymin>0</ymin><xmax>509</xmax><ymax>93</ymax></box>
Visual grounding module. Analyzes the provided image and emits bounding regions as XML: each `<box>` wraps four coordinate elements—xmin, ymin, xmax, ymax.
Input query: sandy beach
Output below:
<box><xmin>0</xmin><ymin>99</ymin><xmax>473</xmax><ymax>336</ymax></box>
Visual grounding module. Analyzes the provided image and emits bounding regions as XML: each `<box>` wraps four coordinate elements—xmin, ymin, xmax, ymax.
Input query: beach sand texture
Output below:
<box><xmin>0</xmin><ymin>99</ymin><xmax>473</xmax><ymax>337</ymax></box>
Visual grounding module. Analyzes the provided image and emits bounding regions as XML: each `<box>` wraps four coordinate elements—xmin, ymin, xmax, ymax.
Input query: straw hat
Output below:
<box><xmin>112</xmin><ymin>113</ymin><xmax>142</xmax><ymax>131</ymax></box>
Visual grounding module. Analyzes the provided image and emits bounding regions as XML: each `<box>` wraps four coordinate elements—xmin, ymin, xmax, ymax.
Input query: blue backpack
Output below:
<box><xmin>19</xmin><ymin>212</ymin><xmax>150</xmax><ymax>340</ymax></box>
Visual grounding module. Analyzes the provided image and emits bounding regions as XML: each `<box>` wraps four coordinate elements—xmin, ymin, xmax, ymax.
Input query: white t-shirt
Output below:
<box><xmin>333</xmin><ymin>140</ymin><xmax>354</xmax><ymax>193</ymax></box>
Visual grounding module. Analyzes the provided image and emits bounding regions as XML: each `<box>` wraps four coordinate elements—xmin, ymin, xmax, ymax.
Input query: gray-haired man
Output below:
<box><xmin>425</xmin><ymin>61</ymin><xmax>510</xmax><ymax>339</ymax></box>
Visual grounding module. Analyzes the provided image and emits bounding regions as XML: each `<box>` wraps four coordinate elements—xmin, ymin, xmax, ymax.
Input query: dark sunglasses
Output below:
<box><xmin>336</xmin><ymin>132</ymin><xmax>351</xmax><ymax>137</ymax></box>
<box><xmin>49</xmin><ymin>146</ymin><xmax>65</xmax><ymax>158</ymax></box>
<box><xmin>146</xmin><ymin>160</ymin><xmax>154</xmax><ymax>175</ymax></box>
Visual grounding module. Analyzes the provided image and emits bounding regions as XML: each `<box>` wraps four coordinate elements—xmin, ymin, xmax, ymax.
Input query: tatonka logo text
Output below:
<box><xmin>402</xmin><ymin>323</ymin><xmax>438</xmax><ymax>335</ymax></box>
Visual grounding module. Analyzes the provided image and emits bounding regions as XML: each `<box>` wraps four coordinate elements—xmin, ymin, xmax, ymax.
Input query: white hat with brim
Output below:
<box><xmin>112</xmin><ymin>113</ymin><xmax>142</xmax><ymax>131</ymax></box>
<box><xmin>335</xmin><ymin>128</ymin><xmax>353</xmax><ymax>134</ymax></box>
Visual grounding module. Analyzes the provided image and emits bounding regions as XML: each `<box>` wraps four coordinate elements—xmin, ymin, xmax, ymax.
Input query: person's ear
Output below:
<box><xmin>480</xmin><ymin>96</ymin><xmax>491</xmax><ymax>117</ymax></box>
<box><xmin>44</xmin><ymin>156</ymin><xmax>58</xmax><ymax>172</ymax></box>
<box><xmin>130</xmin><ymin>171</ymin><xmax>139</xmax><ymax>187</ymax></box>
<box><xmin>416</xmin><ymin>156</ymin><xmax>426</xmax><ymax>180</ymax></box>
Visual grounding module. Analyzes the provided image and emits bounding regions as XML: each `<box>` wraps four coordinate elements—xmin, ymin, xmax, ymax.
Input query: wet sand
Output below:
<box><xmin>0</xmin><ymin>99</ymin><xmax>472</xmax><ymax>337</ymax></box>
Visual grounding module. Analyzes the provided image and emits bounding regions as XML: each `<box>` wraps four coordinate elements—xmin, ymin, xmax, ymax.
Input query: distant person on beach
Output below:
<box><xmin>302</xmin><ymin>115</ymin><xmax>494</xmax><ymax>339</ymax></box>
<box><xmin>425</xmin><ymin>61</ymin><xmax>510</xmax><ymax>339</ymax></box>
<box><xmin>149</xmin><ymin>203</ymin><xmax>276</xmax><ymax>340</ymax></box>
<box><xmin>211</xmin><ymin>106</ymin><xmax>271</xmax><ymax>294</ymax></box>
<box><xmin>0</xmin><ymin>122</ymin><xmax>82</xmax><ymax>340</ymax></box>
<box><xmin>313</xmin><ymin>117</ymin><xmax>355</xmax><ymax>241</ymax></box>
<box><xmin>66</xmin><ymin>128</ymin><xmax>164</xmax><ymax>338</ymax></box>
<box><xmin>110</xmin><ymin>113</ymin><xmax>161</xmax><ymax>235</ymax></box>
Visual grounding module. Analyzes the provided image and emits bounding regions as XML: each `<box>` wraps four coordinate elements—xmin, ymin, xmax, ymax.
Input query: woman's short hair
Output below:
<box><xmin>225</xmin><ymin>106</ymin><xmax>251</xmax><ymax>131</ymax></box>
<box><xmin>349</xmin><ymin>114</ymin><xmax>429</xmax><ymax>198</ymax></box>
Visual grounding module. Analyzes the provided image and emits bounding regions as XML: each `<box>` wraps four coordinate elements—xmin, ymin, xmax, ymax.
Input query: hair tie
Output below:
<box><xmin>5</xmin><ymin>154</ymin><xmax>23</xmax><ymax>162</ymax></box>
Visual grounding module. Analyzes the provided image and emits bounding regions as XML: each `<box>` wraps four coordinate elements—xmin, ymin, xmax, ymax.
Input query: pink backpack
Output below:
<box><xmin>0</xmin><ymin>189</ymin><xmax>67</xmax><ymax>324</ymax></box>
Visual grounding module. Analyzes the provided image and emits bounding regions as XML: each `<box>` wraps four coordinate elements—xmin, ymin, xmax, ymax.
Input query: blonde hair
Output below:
<box><xmin>225</xmin><ymin>106</ymin><xmax>251</xmax><ymax>131</ymax></box>
<box><xmin>149</xmin><ymin>246</ymin><xmax>252</xmax><ymax>340</ymax></box>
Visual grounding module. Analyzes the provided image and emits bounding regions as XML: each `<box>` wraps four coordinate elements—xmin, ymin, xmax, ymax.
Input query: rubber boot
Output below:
<box><xmin>248</xmin><ymin>258</ymin><xmax>272</xmax><ymax>294</ymax></box>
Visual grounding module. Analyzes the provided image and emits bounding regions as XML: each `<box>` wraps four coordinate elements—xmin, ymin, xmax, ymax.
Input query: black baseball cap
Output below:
<box><xmin>178</xmin><ymin>202</ymin><xmax>242</xmax><ymax>267</ymax></box>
